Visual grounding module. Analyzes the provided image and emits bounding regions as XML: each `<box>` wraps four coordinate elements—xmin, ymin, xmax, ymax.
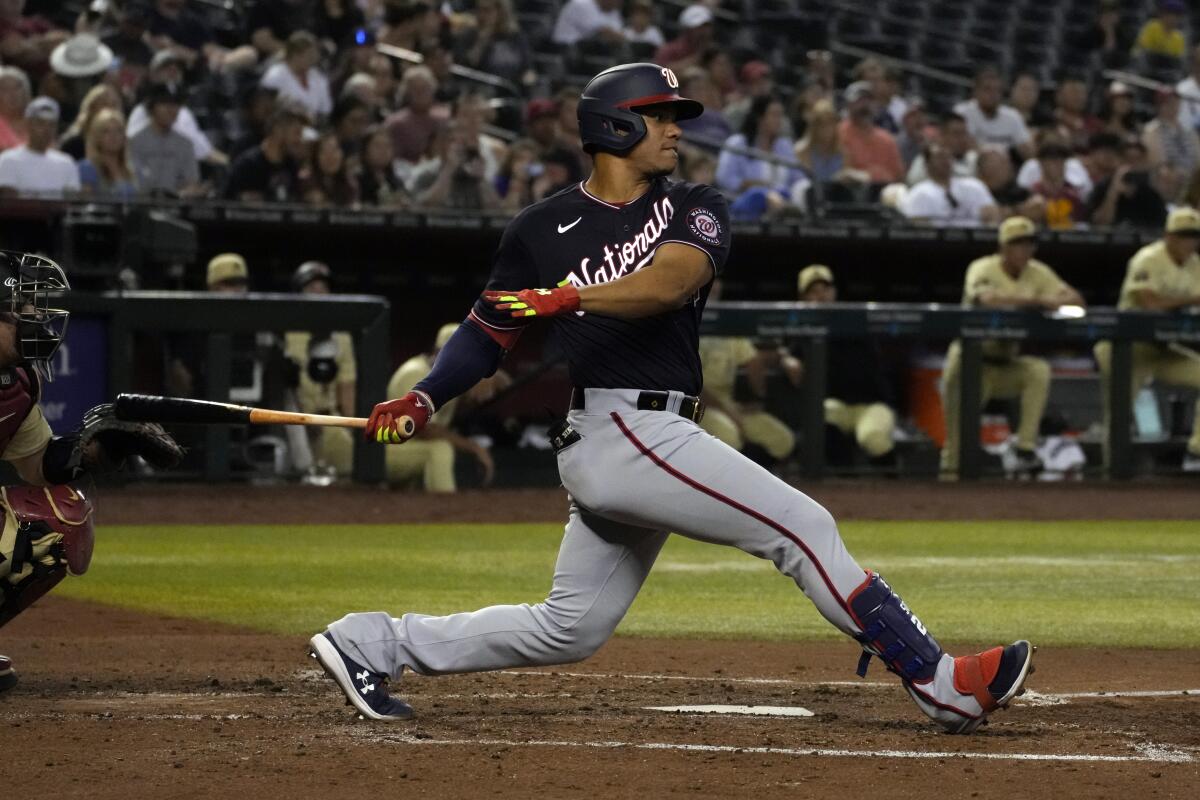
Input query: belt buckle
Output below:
<box><xmin>690</xmin><ymin>398</ymin><xmax>705</xmax><ymax>424</ymax></box>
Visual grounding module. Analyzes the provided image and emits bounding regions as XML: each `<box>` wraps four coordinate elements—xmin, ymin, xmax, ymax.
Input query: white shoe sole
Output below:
<box><xmin>308</xmin><ymin>634</ymin><xmax>406</xmax><ymax>721</ymax></box>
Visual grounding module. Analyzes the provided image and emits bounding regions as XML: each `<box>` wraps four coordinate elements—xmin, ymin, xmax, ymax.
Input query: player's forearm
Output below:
<box><xmin>412</xmin><ymin>321</ymin><xmax>504</xmax><ymax>410</ymax></box>
<box><xmin>1130</xmin><ymin>288</ymin><xmax>1200</xmax><ymax>311</ymax></box>
<box><xmin>577</xmin><ymin>261</ymin><xmax>706</xmax><ymax>318</ymax></box>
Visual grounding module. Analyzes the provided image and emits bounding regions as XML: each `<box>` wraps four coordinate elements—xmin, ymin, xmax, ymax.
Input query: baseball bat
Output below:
<box><xmin>113</xmin><ymin>394</ymin><xmax>415</xmax><ymax>436</ymax></box>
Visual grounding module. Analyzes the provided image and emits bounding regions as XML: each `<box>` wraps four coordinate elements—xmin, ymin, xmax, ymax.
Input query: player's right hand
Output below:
<box><xmin>365</xmin><ymin>391</ymin><xmax>432</xmax><ymax>444</ymax></box>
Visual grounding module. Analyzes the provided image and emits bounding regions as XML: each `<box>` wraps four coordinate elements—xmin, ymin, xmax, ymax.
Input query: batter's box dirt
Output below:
<box><xmin>2</xmin><ymin>598</ymin><xmax>1198</xmax><ymax>799</ymax></box>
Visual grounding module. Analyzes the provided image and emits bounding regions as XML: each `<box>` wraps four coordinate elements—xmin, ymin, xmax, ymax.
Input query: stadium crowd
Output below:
<box><xmin>0</xmin><ymin>0</ymin><xmax>1199</xmax><ymax>228</ymax></box>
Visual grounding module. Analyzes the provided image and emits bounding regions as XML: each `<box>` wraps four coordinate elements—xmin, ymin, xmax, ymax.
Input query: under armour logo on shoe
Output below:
<box><xmin>356</xmin><ymin>669</ymin><xmax>375</xmax><ymax>694</ymax></box>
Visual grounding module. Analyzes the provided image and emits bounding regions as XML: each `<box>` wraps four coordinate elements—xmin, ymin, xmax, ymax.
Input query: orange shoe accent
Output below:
<box><xmin>952</xmin><ymin>646</ymin><xmax>1003</xmax><ymax>712</ymax></box>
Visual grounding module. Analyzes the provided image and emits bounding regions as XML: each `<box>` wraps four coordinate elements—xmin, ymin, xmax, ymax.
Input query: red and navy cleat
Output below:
<box><xmin>949</xmin><ymin>640</ymin><xmax>1036</xmax><ymax>733</ymax></box>
<box><xmin>0</xmin><ymin>654</ymin><xmax>16</xmax><ymax>694</ymax></box>
<box><xmin>308</xmin><ymin>633</ymin><xmax>414</xmax><ymax>721</ymax></box>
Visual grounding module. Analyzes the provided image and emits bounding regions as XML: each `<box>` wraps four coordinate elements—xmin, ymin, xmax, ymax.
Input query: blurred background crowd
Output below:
<box><xmin>3</xmin><ymin>0</ymin><xmax>1200</xmax><ymax>228</ymax></box>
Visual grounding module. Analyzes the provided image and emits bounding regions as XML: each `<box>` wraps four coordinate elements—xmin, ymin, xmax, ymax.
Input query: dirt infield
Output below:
<box><xmin>2</xmin><ymin>482</ymin><xmax>1198</xmax><ymax>799</ymax></box>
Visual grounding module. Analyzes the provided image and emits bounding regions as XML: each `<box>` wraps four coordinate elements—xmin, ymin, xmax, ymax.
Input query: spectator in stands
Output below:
<box><xmin>495</xmin><ymin>138</ymin><xmax>538</xmax><ymax>211</ymax></box>
<box><xmin>78</xmin><ymin>108</ymin><xmax>136</xmax><ymax>200</ymax></box>
<box><xmin>655</xmin><ymin>4</ymin><xmax>714</xmax><ymax>71</ymax></box>
<box><xmin>128</xmin><ymin>84</ymin><xmax>201</xmax><ymax>196</ymax></box>
<box><xmin>1029</xmin><ymin>140</ymin><xmax>1087</xmax><ymax>228</ymax></box>
<box><xmin>127</xmin><ymin>49</ymin><xmax>221</xmax><ymax>165</ymax></box>
<box><xmin>47</xmin><ymin>33</ymin><xmax>114</xmax><ymax>124</ymax></box>
<box><xmin>794</xmin><ymin>98</ymin><xmax>866</xmax><ymax>186</ymax></box>
<box><xmin>386</xmin><ymin>322</ymin><xmax>497</xmax><ymax>491</ymax></box>
<box><xmin>379</xmin><ymin>1</ymin><xmax>439</xmax><ymax>52</ymax></box>
<box><xmin>0</xmin><ymin>0</ymin><xmax>68</xmax><ymax>76</ymax></box>
<box><xmin>701</xmin><ymin>48</ymin><xmax>737</xmax><ymax>105</ymax></box>
<box><xmin>454</xmin><ymin>91</ymin><xmax>507</xmax><ymax>183</ymax></box>
<box><xmin>1143</xmin><ymin>89</ymin><xmax>1200</xmax><ymax>197</ymax></box>
<box><xmin>716</xmin><ymin>95</ymin><xmax>799</xmax><ymax>218</ymax></box>
<box><xmin>1021</xmin><ymin>132</ymin><xmax>1120</xmax><ymax>202</ymax></box>
<box><xmin>223</xmin><ymin>104</ymin><xmax>307</xmax><ymax>202</ymax></box>
<box><xmin>103</xmin><ymin>1</ymin><xmax>155</xmax><ymax>86</ymax></box>
<box><xmin>314</xmin><ymin>0</ymin><xmax>366</xmax><ymax>51</ymax></box>
<box><xmin>1072</xmin><ymin>0</ymin><xmax>1131</xmax><ymax>70</ymax></box>
<box><xmin>698</xmin><ymin>279</ymin><xmax>798</xmax><ymax>468</ymax></box>
<box><xmin>1098</xmin><ymin>81</ymin><xmax>1139</xmax><ymax>139</ymax></box>
<box><xmin>57</xmin><ymin>83</ymin><xmax>122</xmax><ymax>161</ymax></box>
<box><xmin>147</xmin><ymin>0</ymin><xmax>255</xmax><ymax>75</ymax></box>
<box><xmin>284</xmin><ymin>261</ymin><xmax>357</xmax><ymax>479</ymax></box>
<box><xmin>1094</xmin><ymin>207</ymin><xmax>1200</xmax><ymax>473</ymax></box>
<box><xmin>941</xmin><ymin>216</ymin><xmax>1085</xmax><ymax>477</ymax></box>
<box><xmin>422</xmin><ymin>34</ymin><xmax>463</xmax><ymax>106</ymax></box>
<box><xmin>454</xmin><ymin>0</ymin><xmax>531</xmax><ymax>88</ymax></box>
<box><xmin>838</xmin><ymin>81</ymin><xmax>904</xmax><ymax>184</ymax></box>
<box><xmin>1133</xmin><ymin>0</ymin><xmax>1187</xmax><ymax>61</ymax></box>
<box><xmin>367</xmin><ymin>53</ymin><xmax>400</xmax><ymax>113</ymax></box>
<box><xmin>330</xmin><ymin>94</ymin><xmax>373</xmax><ymax>159</ymax></box>
<box><xmin>552</xmin><ymin>87</ymin><xmax>590</xmax><ymax>182</ymax></box>
<box><xmin>0</xmin><ymin>96</ymin><xmax>78</xmax><ymax>199</ymax></box>
<box><xmin>955</xmin><ymin>66</ymin><xmax>1034</xmax><ymax>160</ymax></box>
<box><xmin>411</xmin><ymin>121</ymin><xmax>501</xmax><ymax>210</ymax></box>
<box><xmin>900</xmin><ymin>142</ymin><xmax>998</xmax><ymax>227</ymax></box>
<box><xmin>623</xmin><ymin>0</ymin><xmax>663</xmax><ymax>48</ymax></box>
<box><xmin>261</xmin><ymin>31</ymin><xmax>333</xmax><ymax>122</ymax></box>
<box><xmin>855</xmin><ymin>58</ymin><xmax>907</xmax><ymax>134</ymax></box>
<box><xmin>906</xmin><ymin>112</ymin><xmax>977</xmax><ymax>184</ymax></box>
<box><xmin>386</xmin><ymin>65</ymin><xmax>448</xmax><ymax>164</ymax></box>
<box><xmin>1007</xmin><ymin>72</ymin><xmax>1046</xmax><ymax>129</ymax></box>
<box><xmin>895</xmin><ymin>100</ymin><xmax>931</xmax><ymax>169</ymax></box>
<box><xmin>977</xmin><ymin>146</ymin><xmax>1040</xmax><ymax>220</ymax></box>
<box><xmin>522</xmin><ymin>97</ymin><xmax>559</xmax><ymax>158</ymax></box>
<box><xmin>359</xmin><ymin>123</ymin><xmax>409</xmax><ymax>206</ymax></box>
<box><xmin>247</xmin><ymin>0</ymin><xmax>315</xmax><ymax>59</ymax></box>
<box><xmin>677</xmin><ymin>66</ymin><xmax>733</xmax><ymax>147</ymax></box>
<box><xmin>551</xmin><ymin>0</ymin><xmax>623</xmax><ymax>46</ymax></box>
<box><xmin>1178</xmin><ymin>46</ymin><xmax>1200</xmax><ymax>131</ymax></box>
<box><xmin>0</xmin><ymin>65</ymin><xmax>30</xmax><ymax>152</ymax></box>
<box><xmin>227</xmin><ymin>85</ymin><xmax>279</xmax><ymax>158</ymax></box>
<box><xmin>726</xmin><ymin>60</ymin><xmax>785</xmax><ymax>135</ymax></box>
<box><xmin>1089</xmin><ymin>155</ymin><xmax>1168</xmax><ymax>228</ymax></box>
<box><xmin>299</xmin><ymin>132</ymin><xmax>358</xmax><ymax>206</ymax></box>
<box><xmin>1052</xmin><ymin>76</ymin><xmax>1094</xmax><ymax>152</ymax></box>
<box><xmin>796</xmin><ymin>265</ymin><xmax>897</xmax><ymax>467</ymax></box>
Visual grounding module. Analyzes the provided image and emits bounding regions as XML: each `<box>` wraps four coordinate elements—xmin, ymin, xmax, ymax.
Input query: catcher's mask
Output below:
<box><xmin>0</xmin><ymin>250</ymin><xmax>70</xmax><ymax>382</ymax></box>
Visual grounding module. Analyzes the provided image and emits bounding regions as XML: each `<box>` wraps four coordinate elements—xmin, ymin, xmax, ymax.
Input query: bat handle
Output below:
<box><xmin>398</xmin><ymin>415</ymin><xmax>415</xmax><ymax>437</ymax></box>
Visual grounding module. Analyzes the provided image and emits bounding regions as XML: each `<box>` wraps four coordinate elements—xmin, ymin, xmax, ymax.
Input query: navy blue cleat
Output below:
<box><xmin>308</xmin><ymin>633</ymin><xmax>414</xmax><ymax>721</ymax></box>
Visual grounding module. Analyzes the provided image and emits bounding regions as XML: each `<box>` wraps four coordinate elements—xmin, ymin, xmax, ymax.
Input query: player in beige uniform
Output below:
<box><xmin>283</xmin><ymin>262</ymin><xmax>356</xmax><ymax>477</ymax></box>
<box><xmin>1094</xmin><ymin>207</ymin><xmax>1200</xmax><ymax>471</ymax></box>
<box><xmin>941</xmin><ymin>217</ymin><xmax>1085</xmax><ymax>476</ymax></box>
<box><xmin>385</xmin><ymin>323</ymin><xmax>498</xmax><ymax>491</ymax></box>
<box><xmin>698</xmin><ymin>334</ymin><xmax>798</xmax><ymax>463</ymax></box>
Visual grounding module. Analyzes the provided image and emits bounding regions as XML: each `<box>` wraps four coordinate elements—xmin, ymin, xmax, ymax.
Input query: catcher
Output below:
<box><xmin>0</xmin><ymin>250</ymin><xmax>182</xmax><ymax>694</ymax></box>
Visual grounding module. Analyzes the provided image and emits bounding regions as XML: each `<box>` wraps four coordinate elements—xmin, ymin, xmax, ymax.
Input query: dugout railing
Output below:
<box><xmin>702</xmin><ymin>301</ymin><xmax>1200</xmax><ymax>480</ymax></box>
<box><xmin>60</xmin><ymin>291</ymin><xmax>391</xmax><ymax>483</ymax></box>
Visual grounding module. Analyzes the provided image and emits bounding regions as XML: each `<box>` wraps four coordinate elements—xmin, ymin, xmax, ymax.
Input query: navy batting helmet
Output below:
<box><xmin>577</xmin><ymin>63</ymin><xmax>703</xmax><ymax>155</ymax></box>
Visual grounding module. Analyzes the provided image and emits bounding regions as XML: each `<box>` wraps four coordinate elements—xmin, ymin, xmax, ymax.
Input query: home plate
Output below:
<box><xmin>646</xmin><ymin>705</ymin><xmax>815</xmax><ymax>717</ymax></box>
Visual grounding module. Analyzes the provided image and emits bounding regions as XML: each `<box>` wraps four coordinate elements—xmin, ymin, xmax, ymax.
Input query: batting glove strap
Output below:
<box><xmin>482</xmin><ymin>284</ymin><xmax>581</xmax><ymax>319</ymax></box>
<box><xmin>847</xmin><ymin>571</ymin><xmax>943</xmax><ymax>683</ymax></box>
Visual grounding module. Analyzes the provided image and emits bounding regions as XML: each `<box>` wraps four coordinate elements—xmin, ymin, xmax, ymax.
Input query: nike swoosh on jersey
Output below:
<box><xmin>557</xmin><ymin>217</ymin><xmax>582</xmax><ymax>234</ymax></box>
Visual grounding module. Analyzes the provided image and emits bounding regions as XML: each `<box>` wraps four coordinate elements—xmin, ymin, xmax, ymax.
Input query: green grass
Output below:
<box><xmin>55</xmin><ymin>521</ymin><xmax>1200</xmax><ymax>648</ymax></box>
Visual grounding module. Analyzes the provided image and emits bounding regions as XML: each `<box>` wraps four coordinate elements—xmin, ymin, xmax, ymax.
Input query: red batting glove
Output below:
<box><xmin>482</xmin><ymin>284</ymin><xmax>581</xmax><ymax>319</ymax></box>
<box><xmin>365</xmin><ymin>391</ymin><xmax>433</xmax><ymax>444</ymax></box>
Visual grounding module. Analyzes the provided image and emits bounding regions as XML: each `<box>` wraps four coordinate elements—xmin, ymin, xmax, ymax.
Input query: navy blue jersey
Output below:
<box><xmin>470</xmin><ymin>178</ymin><xmax>731</xmax><ymax>394</ymax></box>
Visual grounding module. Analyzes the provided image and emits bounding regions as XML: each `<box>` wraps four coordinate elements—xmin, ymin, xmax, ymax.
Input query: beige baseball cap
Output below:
<box><xmin>434</xmin><ymin>322</ymin><xmax>459</xmax><ymax>350</ymax></box>
<box><xmin>206</xmin><ymin>253</ymin><xmax>249</xmax><ymax>287</ymax></box>
<box><xmin>1166</xmin><ymin>206</ymin><xmax>1200</xmax><ymax>235</ymax></box>
<box><xmin>999</xmin><ymin>216</ymin><xmax>1037</xmax><ymax>245</ymax></box>
<box><xmin>798</xmin><ymin>264</ymin><xmax>834</xmax><ymax>295</ymax></box>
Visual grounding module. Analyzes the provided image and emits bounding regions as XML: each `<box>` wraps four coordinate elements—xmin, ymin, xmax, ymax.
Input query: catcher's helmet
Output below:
<box><xmin>577</xmin><ymin>62</ymin><xmax>703</xmax><ymax>155</ymax></box>
<box><xmin>292</xmin><ymin>260</ymin><xmax>331</xmax><ymax>292</ymax></box>
<box><xmin>0</xmin><ymin>250</ymin><xmax>70</xmax><ymax>382</ymax></box>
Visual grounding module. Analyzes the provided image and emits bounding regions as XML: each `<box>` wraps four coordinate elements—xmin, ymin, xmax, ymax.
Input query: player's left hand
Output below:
<box><xmin>365</xmin><ymin>391</ymin><xmax>432</xmax><ymax>444</ymax></box>
<box><xmin>482</xmin><ymin>285</ymin><xmax>580</xmax><ymax>318</ymax></box>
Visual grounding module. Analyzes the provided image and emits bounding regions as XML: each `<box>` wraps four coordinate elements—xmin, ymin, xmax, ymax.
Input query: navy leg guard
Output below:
<box><xmin>848</xmin><ymin>571</ymin><xmax>943</xmax><ymax>684</ymax></box>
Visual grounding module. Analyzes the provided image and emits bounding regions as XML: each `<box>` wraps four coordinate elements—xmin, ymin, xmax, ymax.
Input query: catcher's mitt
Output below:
<box><xmin>77</xmin><ymin>403</ymin><xmax>184</xmax><ymax>472</ymax></box>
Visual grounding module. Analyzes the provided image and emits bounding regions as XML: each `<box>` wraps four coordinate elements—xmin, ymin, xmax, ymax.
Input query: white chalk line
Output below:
<box><xmin>355</xmin><ymin>731</ymin><xmax>1194</xmax><ymax>764</ymax></box>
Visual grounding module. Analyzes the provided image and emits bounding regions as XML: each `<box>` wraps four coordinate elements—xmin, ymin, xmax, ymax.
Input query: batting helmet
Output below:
<box><xmin>292</xmin><ymin>260</ymin><xmax>331</xmax><ymax>292</ymax></box>
<box><xmin>577</xmin><ymin>63</ymin><xmax>703</xmax><ymax>155</ymax></box>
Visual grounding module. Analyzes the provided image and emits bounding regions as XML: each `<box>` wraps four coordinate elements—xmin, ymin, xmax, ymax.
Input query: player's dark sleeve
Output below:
<box><xmin>662</xmin><ymin>185</ymin><xmax>732</xmax><ymax>276</ymax></box>
<box><xmin>468</xmin><ymin>212</ymin><xmax>540</xmax><ymax>348</ymax></box>
<box><xmin>414</xmin><ymin>214</ymin><xmax>538</xmax><ymax>409</ymax></box>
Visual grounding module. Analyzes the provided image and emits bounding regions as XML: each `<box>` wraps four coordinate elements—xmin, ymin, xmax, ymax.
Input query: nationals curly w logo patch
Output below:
<box><xmin>687</xmin><ymin>207</ymin><xmax>723</xmax><ymax>246</ymax></box>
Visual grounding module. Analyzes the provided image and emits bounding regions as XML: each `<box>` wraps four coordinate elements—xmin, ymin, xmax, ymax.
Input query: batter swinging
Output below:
<box><xmin>310</xmin><ymin>63</ymin><xmax>1034</xmax><ymax>734</ymax></box>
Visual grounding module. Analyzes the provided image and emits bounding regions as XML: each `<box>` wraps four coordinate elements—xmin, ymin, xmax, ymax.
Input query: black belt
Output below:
<box><xmin>569</xmin><ymin>388</ymin><xmax>705</xmax><ymax>423</ymax></box>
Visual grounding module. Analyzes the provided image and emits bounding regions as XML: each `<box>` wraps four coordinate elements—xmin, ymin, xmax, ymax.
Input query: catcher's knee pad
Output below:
<box><xmin>848</xmin><ymin>571</ymin><xmax>942</xmax><ymax>683</ymax></box>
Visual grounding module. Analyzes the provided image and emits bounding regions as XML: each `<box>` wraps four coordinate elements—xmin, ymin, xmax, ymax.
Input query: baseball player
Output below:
<box><xmin>309</xmin><ymin>64</ymin><xmax>1034</xmax><ymax>733</ymax></box>
<box><xmin>384</xmin><ymin>322</ymin><xmax>497</xmax><ymax>491</ymax></box>
<box><xmin>283</xmin><ymin>261</ymin><xmax>356</xmax><ymax>478</ymax></box>
<box><xmin>0</xmin><ymin>250</ymin><xmax>182</xmax><ymax>693</ymax></box>
<box><xmin>698</xmin><ymin>281</ymin><xmax>798</xmax><ymax>465</ymax></box>
<box><xmin>1094</xmin><ymin>207</ymin><xmax>1200</xmax><ymax>472</ymax></box>
<box><xmin>940</xmin><ymin>217</ymin><xmax>1084</xmax><ymax>477</ymax></box>
<box><xmin>797</xmin><ymin>264</ymin><xmax>898</xmax><ymax>465</ymax></box>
